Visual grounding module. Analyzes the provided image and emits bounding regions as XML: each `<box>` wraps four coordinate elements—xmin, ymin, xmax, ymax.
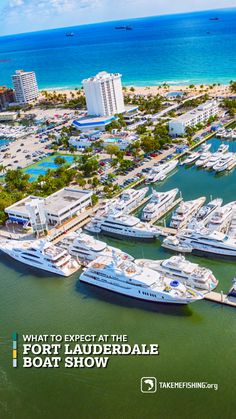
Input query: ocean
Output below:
<box><xmin>0</xmin><ymin>8</ymin><xmax>236</xmax><ymax>88</ymax></box>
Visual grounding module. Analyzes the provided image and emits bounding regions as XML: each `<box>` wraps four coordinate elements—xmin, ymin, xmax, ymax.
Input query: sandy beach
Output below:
<box><xmin>40</xmin><ymin>83</ymin><xmax>231</xmax><ymax>99</ymax></box>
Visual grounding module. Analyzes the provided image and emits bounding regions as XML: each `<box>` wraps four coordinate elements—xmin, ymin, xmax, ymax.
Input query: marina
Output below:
<box><xmin>0</xmin><ymin>7</ymin><xmax>236</xmax><ymax>418</ymax></box>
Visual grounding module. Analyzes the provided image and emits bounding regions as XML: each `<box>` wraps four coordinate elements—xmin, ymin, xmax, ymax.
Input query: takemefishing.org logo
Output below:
<box><xmin>141</xmin><ymin>377</ymin><xmax>157</xmax><ymax>393</ymax></box>
<box><xmin>140</xmin><ymin>378</ymin><xmax>219</xmax><ymax>393</ymax></box>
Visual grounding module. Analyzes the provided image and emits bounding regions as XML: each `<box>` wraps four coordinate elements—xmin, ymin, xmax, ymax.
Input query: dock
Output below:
<box><xmin>204</xmin><ymin>291</ymin><xmax>236</xmax><ymax>308</ymax></box>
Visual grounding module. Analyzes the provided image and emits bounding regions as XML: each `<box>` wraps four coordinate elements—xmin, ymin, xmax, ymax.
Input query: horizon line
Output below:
<box><xmin>0</xmin><ymin>6</ymin><xmax>235</xmax><ymax>38</ymax></box>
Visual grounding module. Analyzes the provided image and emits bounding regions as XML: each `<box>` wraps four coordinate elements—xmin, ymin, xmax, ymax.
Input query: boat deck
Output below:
<box><xmin>148</xmin><ymin>197</ymin><xmax>182</xmax><ymax>225</ymax></box>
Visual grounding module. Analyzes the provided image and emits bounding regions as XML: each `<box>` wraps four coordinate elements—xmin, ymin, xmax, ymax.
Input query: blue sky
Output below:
<box><xmin>0</xmin><ymin>0</ymin><xmax>235</xmax><ymax>35</ymax></box>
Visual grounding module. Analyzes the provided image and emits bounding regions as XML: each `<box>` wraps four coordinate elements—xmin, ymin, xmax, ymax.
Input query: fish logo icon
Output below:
<box><xmin>141</xmin><ymin>377</ymin><xmax>157</xmax><ymax>393</ymax></box>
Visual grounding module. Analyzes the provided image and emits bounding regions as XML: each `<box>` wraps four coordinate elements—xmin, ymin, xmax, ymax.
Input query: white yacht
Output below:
<box><xmin>162</xmin><ymin>228</ymin><xmax>236</xmax><ymax>260</ymax></box>
<box><xmin>188</xmin><ymin>198</ymin><xmax>223</xmax><ymax>227</ymax></box>
<box><xmin>85</xmin><ymin>211</ymin><xmax>160</xmax><ymax>241</ymax></box>
<box><xmin>206</xmin><ymin>202</ymin><xmax>236</xmax><ymax>232</ymax></box>
<box><xmin>195</xmin><ymin>152</ymin><xmax>211</xmax><ymax>167</ymax></box>
<box><xmin>182</xmin><ymin>152</ymin><xmax>199</xmax><ymax>165</ymax></box>
<box><xmin>213</xmin><ymin>153</ymin><xmax>235</xmax><ymax>172</ymax></box>
<box><xmin>217</xmin><ymin>143</ymin><xmax>229</xmax><ymax>153</ymax></box>
<box><xmin>162</xmin><ymin>235</ymin><xmax>193</xmax><ymax>253</ymax></box>
<box><xmin>79</xmin><ymin>255</ymin><xmax>203</xmax><ymax>304</ymax></box>
<box><xmin>135</xmin><ymin>255</ymin><xmax>218</xmax><ymax>291</ymax></box>
<box><xmin>59</xmin><ymin>230</ymin><xmax>133</xmax><ymax>264</ymax></box>
<box><xmin>0</xmin><ymin>239</ymin><xmax>79</xmax><ymax>276</ymax></box>
<box><xmin>200</xmin><ymin>143</ymin><xmax>211</xmax><ymax>152</ymax></box>
<box><xmin>204</xmin><ymin>153</ymin><xmax>222</xmax><ymax>169</ymax></box>
<box><xmin>113</xmin><ymin>187</ymin><xmax>148</xmax><ymax>213</ymax></box>
<box><xmin>170</xmin><ymin>197</ymin><xmax>206</xmax><ymax>229</ymax></box>
<box><xmin>204</xmin><ymin>144</ymin><xmax>229</xmax><ymax>169</ymax></box>
<box><xmin>141</xmin><ymin>188</ymin><xmax>179</xmax><ymax>221</ymax></box>
<box><xmin>146</xmin><ymin>160</ymin><xmax>178</xmax><ymax>183</ymax></box>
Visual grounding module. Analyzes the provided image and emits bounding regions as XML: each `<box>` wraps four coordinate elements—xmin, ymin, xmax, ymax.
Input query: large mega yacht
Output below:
<box><xmin>204</xmin><ymin>144</ymin><xmax>229</xmax><ymax>169</ymax></box>
<box><xmin>85</xmin><ymin>211</ymin><xmax>160</xmax><ymax>240</ymax></box>
<box><xmin>213</xmin><ymin>153</ymin><xmax>236</xmax><ymax>172</ymax></box>
<box><xmin>59</xmin><ymin>230</ymin><xmax>133</xmax><ymax>264</ymax></box>
<box><xmin>79</xmin><ymin>255</ymin><xmax>203</xmax><ymax>304</ymax></box>
<box><xmin>113</xmin><ymin>187</ymin><xmax>148</xmax><ymax>213</ymax></box>
<box><xmin>135</xmin><ymin>255</ymin><xmax>218</xmax><ymax>291</ymax></box>
<box><xmin>170</xmin><ymin>197</ymin><xmax>206</xmax><ymax>229</ymax></box>
<box><xmin>182</xmin><ymin>152</ymin><xmax>199</xmax><ymax>166</ymax></box>
<box><xmin>206</xmin><ymin>201</ymin><xmax>236</xmax><ymax>232</ymax></box>
<box><xmin>141</xmin><ymin>188</ymin><xmax>179</xmax><ymax>221</ymax></box>
<box><xmin>162</xmin><ymin>228</ymin><xmax>236</xmax><ymax>260</ymax></box>
<box><xmin>195</xmin><ymin>151</ymin><xmax>211</xmax><ymax>167</ymax></box>
<box><xmin>0</xmin><ymin>239</ymin><xmax>79</xmax><ymax>276</ymax></box>
<box><xmin>146</xmin><ymin>160</ymin><xmax>178</xmax><ymax>183</ymax></box>
<box><xmin>188</xmin><ymin>198</ymin><xmax>223</xmax><ymax>227</ymax></box>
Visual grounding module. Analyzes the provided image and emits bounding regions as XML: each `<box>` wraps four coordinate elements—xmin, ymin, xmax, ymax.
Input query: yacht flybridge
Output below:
<box><xmin>0</xmin><ymin>239</ymin><xmax>79</xmax><ymax>276</ymax></box>
<box><xmin>85</xmin><ymin>210</ymin><xmax>160</xmax><ymax>240</ymax></box>
<box><xmin>188</xmin><ymin>198</ymin><xmax>223</xmax><ymax>227</ymax></box>
<box><xmin>182</xmin><ymin>152</ymin><xmax>199</xmax><ymax>165</ymax></box>
<box><xmin>195</xmin><ymin>152</ymin><xmax>211</xmax><ymax>167</ymax></box>
<box><xmin>141</xmin><ymin>188</ymin><xmax>179</xmax><ymax>221</ymax></box>
<box><xmin>213</xmin><ymin>153</ymin><xmax>236</xmax><ymax>172</ymax></box>
<box><xmin>206</xmin><ymin>201</ymin><xmax>236</xmax><ymax>232</ymax></box>
<box><xmin>79</xmin><ymin>255</ymin><xmax>203</xmax><ymax>304</ymax></box>
<box><xmin>59</xmin><ymin>230</ymin><xmax>133</xmax><ymax>264</ymax></box>
<box><xmin>170</xmin><ymin>197</ymin><xmax>206</xmax><ymax>229</ymax></box>
<box><xmin>113</xmin><ymin>187</ymin><xmax>148</xmax><ymax>213</ymax></box>
<box><xmin>135</xmin><ymin>255</ymin><xmax>218</xmax><ymax>291</ymax></box>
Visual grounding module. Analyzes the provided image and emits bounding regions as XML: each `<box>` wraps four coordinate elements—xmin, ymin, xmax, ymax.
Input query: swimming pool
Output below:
<box><xmin>105</xmin><ymin>137</ymin><xmax>122</xmax><ymax>143</ymax></box>
<box><xmin>24</xmin><ymin>155</ymin><xmax>76</xmax><ymax>181</ymax></box>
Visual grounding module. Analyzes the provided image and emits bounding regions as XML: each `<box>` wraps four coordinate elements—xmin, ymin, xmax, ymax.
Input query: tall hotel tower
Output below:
<box><xmin>12</xmin><ymin>70</ymin><xmax>39</xmax><ymax>104</ymax></box>
<box><xmin>82</xmin><ymin>71</ymin><xmax>125</xmax><ymax>117</ymax></box>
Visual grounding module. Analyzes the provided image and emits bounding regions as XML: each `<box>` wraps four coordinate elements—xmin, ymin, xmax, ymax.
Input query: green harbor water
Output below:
<box><xmin>0</xmin><ymin>137</ymin><xmax>236</xmax><ymax>419</ymax></box>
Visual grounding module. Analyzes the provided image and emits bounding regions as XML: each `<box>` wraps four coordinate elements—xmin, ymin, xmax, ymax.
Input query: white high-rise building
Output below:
<box><xmin>12</xmin><ymin>70</ymin><xmax>39</xmax><ymax>104</ymax></box>
<box><xmin>82</xmin><ymin>71</ymin><xmax>125</xmax><ymax>117</ymax></box>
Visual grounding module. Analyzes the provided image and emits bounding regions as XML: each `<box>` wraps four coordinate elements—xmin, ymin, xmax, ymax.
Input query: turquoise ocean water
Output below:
<box><xmin>0</xmin><ymin>8</ymin><xmax>236</xmax><ymax>88</ymax></box>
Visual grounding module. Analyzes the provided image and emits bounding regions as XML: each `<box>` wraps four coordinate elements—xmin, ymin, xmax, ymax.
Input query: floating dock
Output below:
<box><xmin>203</xmin><ymin>291</ymin><xmax>236</xmax><ymax>308</ymax></box>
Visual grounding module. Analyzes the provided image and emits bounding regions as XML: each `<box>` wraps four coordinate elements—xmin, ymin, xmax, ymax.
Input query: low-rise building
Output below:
<box><xmin>73</xmin><ymin>115</ymin><xmax>117</xmax><ymax>132</ymax></box>
<box><xmin>5</xmin><ymin>187</ymin><xmax>92</xmax><ymax>227</ymax></box>
<box><xmin>0</xmin><ymin>112</ymin><xmax>18</xmax><ymax>122</ymax></box>
<box><xmin>169</xmin><ymin>100</ymin><xmax>219</xmax><ymax>136</ymax></box>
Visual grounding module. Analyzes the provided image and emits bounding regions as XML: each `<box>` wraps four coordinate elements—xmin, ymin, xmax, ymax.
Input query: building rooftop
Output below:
<box><xmin>82</xmin><ymin>71</ymin><xmax>122</xmax><ymax>84</ymax></box>
<box><xmin>73</xmin><ymin>115</ymin><xmax>116</xmax><ymax>128</ymax></box>
<box><xmin>5</xmin><ymin>188</ymin><xmax>92</xmax><ymax>217</ymax></box>
<box><xmin>45</xmin><ymin>188</ymin><xmax>91</xmax><ymax>214</ymax></box>
<box><xmin>171</xmin><ymin>100</ymin><xmax>218</xmax><ymax>123</ymax></box>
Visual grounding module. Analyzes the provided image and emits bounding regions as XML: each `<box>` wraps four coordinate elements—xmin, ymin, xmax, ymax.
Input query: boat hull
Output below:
<box><xmin>79</xmin><ymin>276</ymin><xmax>198</xmax><ymax>304</ymax></box>
<box><xmin>0</xmin><ymin>250</ymin><xmax>75</xmax><ymax>276</ymax></box>
<box><xmin>100</xmin><ymin>228</ymin><xmax>157</xmax><ymax>241</ymax></box>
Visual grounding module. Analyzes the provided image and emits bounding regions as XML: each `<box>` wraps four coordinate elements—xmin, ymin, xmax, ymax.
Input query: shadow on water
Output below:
<box><xmin>0</xmin><ymin>255</ymin><xmax>66</xmax><ymax>280</ymax></box>
<box><xmin>75</xmin><ymin>280</ymin><xmax>193</xmax><ymax>317</ymax></box>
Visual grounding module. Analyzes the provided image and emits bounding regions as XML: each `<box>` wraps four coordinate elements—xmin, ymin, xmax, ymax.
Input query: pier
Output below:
<box><xmin>204</xmin><ymin>291</ymin><xmax>236</xmax><ymax>308</ymax></box>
